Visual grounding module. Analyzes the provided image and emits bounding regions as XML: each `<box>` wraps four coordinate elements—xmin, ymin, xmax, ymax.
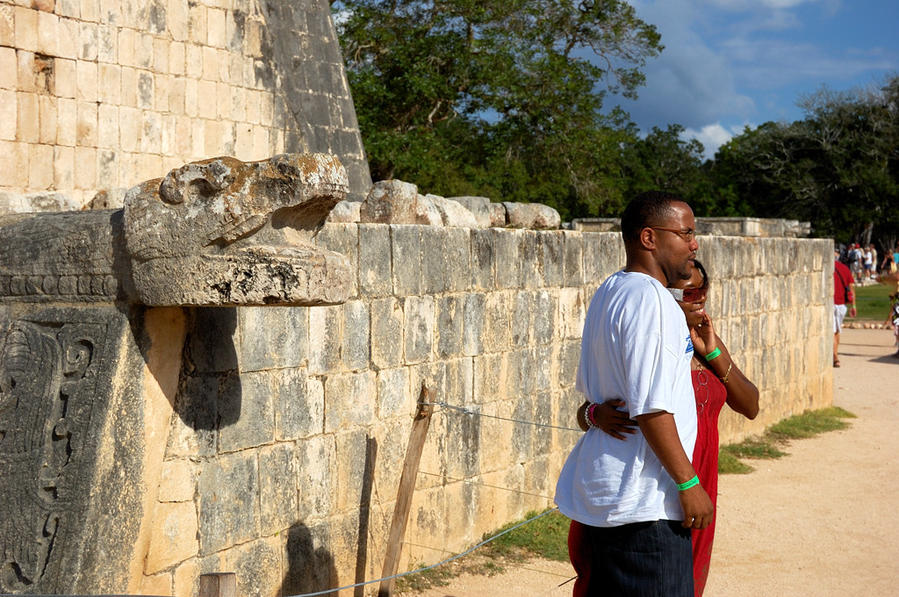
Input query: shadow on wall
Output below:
<box><xmin>282</xmin><ymin>523</ymin><xmax>339</xmax><ymax>597</ymax></box>
<box><xmin>173</xmin><ymin>308</ymin><xmax>241</xmax><ymax>432</ymax></box>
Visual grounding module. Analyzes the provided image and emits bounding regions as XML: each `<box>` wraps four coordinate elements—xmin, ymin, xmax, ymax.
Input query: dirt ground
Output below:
<box><xmin>401</xmin><ymin>327</ymin><xmax>899</xmax><ymax>596</ymax></box>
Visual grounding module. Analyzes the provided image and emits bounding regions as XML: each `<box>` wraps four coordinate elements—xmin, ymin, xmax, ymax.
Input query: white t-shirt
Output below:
<box><xmin>555</xmin><ymin>270</ymin><xmax>697</xmax><ymax>527</ymax></box>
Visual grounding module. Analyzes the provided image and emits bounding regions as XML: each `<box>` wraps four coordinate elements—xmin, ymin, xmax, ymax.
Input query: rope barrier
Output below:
<box><xmin>282</xmin><ymin>508</ymin><xmax>561</xmax><ymax>597</ymax></box>
<box><xmin>417</xmin><ymin>470</ymin><xmax>557</xmax><ymax>501</ymax></box>
<box><xmin>423</xmin><ymin>401</ymin><xmax>583</xmax><ymax>432</ymax></box>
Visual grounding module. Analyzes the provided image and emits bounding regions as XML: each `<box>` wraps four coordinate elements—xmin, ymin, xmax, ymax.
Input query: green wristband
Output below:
<box><xmin>705</xmin><ymin>347</ymin><xmax>722</xmax><ymax>361</ymax></box>
<box><xmin>677</xmin><ymin>475</ymin><xmax>700</xmax><ymax>491</ymax></box>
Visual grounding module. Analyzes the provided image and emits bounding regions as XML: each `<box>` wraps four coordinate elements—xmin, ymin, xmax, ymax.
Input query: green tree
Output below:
<box><xmin>711</xmin><ymin>76</ymin><xmax>899</xmax><ymax>244</ymax></box>
<box><xmin>334</xmin><ymin>0</ymin><xmax>663</xmax><ymax>218</ymax></box>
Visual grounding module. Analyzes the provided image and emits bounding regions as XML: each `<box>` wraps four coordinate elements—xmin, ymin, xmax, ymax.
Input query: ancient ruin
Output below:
<box><xmin>0</xmin><ymin>0</ymin><xmax>834</xmax><ymax>596</ymax></box>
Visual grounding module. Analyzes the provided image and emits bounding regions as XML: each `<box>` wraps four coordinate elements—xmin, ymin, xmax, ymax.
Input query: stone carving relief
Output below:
<box><xmin>0</xmin><ymin>153</ymin><xmax>353</xmax><ymax>307</ymax></box>
<box><xmin>0</xmin><ymin>317</ymin><xmax>109</xmax><ymax>592</ymax></box>
<box><xmin>123</xmin><ymin>153</ymin><xmax>353</xmax><ymax>306</ymax></box>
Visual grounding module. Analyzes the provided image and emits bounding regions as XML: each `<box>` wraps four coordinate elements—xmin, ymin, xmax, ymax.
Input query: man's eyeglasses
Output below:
<box><xmin>650</xmin><ymin>226</ymin><xmax>696</xmax><ymax>242</ymax></box>
<box><xmin>669</xmin><ymin>286</ymin><xmax>708</xmax><ymax>303</ymax></box>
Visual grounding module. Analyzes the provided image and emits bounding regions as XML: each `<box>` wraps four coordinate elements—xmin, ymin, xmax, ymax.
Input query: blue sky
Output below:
<box><xmin>616</xmin><ymin>0</ymin><xmax>899</xmax><ymax>158</ymax></box>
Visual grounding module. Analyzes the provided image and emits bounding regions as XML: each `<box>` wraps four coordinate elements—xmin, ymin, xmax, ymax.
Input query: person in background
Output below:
<box><xmin>886</xmin><ymin>293</ymin><xmax>899</xmax><ymax>358</ymax></box>
<box><xmin>834</xmin><ymin>247</ymin><xmax>856</xmax><ymax>368</ymax></box>
<box><xmin>572</xmin><ymin>259</ymin><xmax>759</xmax><ymax>596</ymax></box>
<box><xmin>863</xmin><ymin>244</ymin><xmax>874</xmax><ymax>281</ymax></box>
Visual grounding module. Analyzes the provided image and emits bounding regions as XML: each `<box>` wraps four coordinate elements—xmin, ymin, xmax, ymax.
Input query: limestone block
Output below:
<box><xmin>295</xmin><ymin>435</ymin><xmax>337</xmax><ymax>520</ymax></box>
<box><xmin>308</xmin><ymin>304</ymin><xmax>342</xmax><ymax>374</ymax></box>
<box><xmin>158</xmin><ymin>458</ymin><xmax>197</xmax><ymax>503</ymax></box>
<box><xmin>358</xmin><ymin>179</ymin><xmax>418</xmax><ymax>224</ymax></box>
<box><xmin>443</xmin><ymin>401</ymin><xmax>481</xmax><ymax>479</ymax></box>
<box><xmin>258</xmin><ymin>444</ymin><xmax>299</xmax><ymax>535</ymax></box>
<box><xmin>208</xmin><ymin>536</ymin><xmax>282</xmax><ymax>597</ymax></box>
<box><xmin>218</xmin><ymin>370</ymin><xmax>275</xmax><ymax>452</ymax></box>
<box><xmin>403</xmin><ymin>295</ymin><xmax>434</xmax><ymax>364</ymax></box>
<box><xmin>342</xmin><ymin>299</ymin><xmax>370</xmax><ymax>371</ymax></box>
<box><xmin>444</xmin><ymin>227</ymin><xmax>471</xmax><ymax>292</ymax></box>
<box><xmin>462</xmin><ymin>292</ymin><xmax>486</xmax><ymax>356</ymax></box>
<box><xmin>197</xmin><ymin>452</ymin><xmax>259</xmax><ymax>555</ymax></box>
<box><xmin>139</xmin><ymin>572</ymin><xmax>172</xmax><ymax>597</ymax></box>
<box><xmin>275</xmin><ymin>370</ymin><xmax>324</xmax><ymax>441</ymax></box>
<box><xmin>145</xmin><ymin>501</ymin><xmax>199</xmax><ymax>574</ymax></box>
<box><xmin>0</xmin><ymin>191</ymin><xmax>80</xmax><ymax>214</ymax></box>
<box><xmin>334</xmin><ymin>429</ymin><xmax>374</xmax><ymax>512</ymax></box>
<box><xmin>123</xmin><ymin>154</ymin><xmax>353</xmax><ymax>306</ymax></box>
<box><xmin>426</xmin><ymin>194</ymin><xmax>478</xmax><ymax>228</ymax></box>
<box><xmin>376</xmin><ymin>366</ymin><xmax>411</xmax><ymax>419</ymax></box>
<box><xmin>511</xmin><ymin>291</ymin><xmax>533</xmax><ymax>346</ymax></box>
<box><xmin>325</xmin><ymin>199</ymin><xmax>361</xmax><ymax>223</ymax></box>
<box><xmin>558</xmin><ymin>340</ymin><xmax>582</xmax><ymax>388</ymax></box>
<box><xmin>482</xmin><ymin>291</ymin><xmax>511</xmax><ymax>353</ymax></box>
<box><xmin>534</xmin><ymin>345</ymin><xmax>554</xmax><ymax>392</ymax></box>
<box><xmin>449</xmin><ymin>196</ymin><xmax>500</xmax><ymax>228</ymax></box>
<box><xmin>494</xmin><ymin>229</ymin><xmax>521</xmax><ymax>289</ymax></box>
<box><xmin>533</xmin><ymin>290</ymin><xmax>556</xmax><ymax>345</ymax></box>
<box><xmin>502</xmin><ymin>201</ymin><xmax>561</xmax><ymax>230</ymax></box>
<box><xmin>413</xmin><ymin>193</ymin><xmax>443</xmax><ymax>226</ymax></box>
<box><xmin>166</xmin><ymin>375</ymin><xmax>218</xmax><ymax>459</ymax></box>
<box><xmin>562</xmin><ymin>231</ymin><xmax>585</xmax><ymax>286</ymax></box>
<box><xmin>514</xmin><ymin>348</ymin><xmax>537</xmax><ymax>399</ymax></box>
<box><xmin>279</xmin><ymin>518</ymin><xmax>338</xmax><ymax>597</ymax></box>
<box><xmin>315</xmin><ymin>222</ymin><xmax>359</xmax><ymax>298</ymax></box>
<box><xmin>370</xmin><ymin>297</ymin><xmax>404</xmax><ymax>369</ymax></box>
<box><xmin>354</xmin><ymin>224</ymin><xmax>393</xmax><ymax>296</ymax></box>
<box><xmin>391</xmin><ymin>224</ymin><xmax>421</xmax><ymax>295</ymax></box>
<box><xmin>538</xmin><ymin>231</ymin><xmax>564</xmax><ymax>287</ymax></box>
<box><xmin>323</xmin><ymin>370</ymin><xmax>376</xmax><ymax>433</ymax></box>
<box><xmin>469</xmin><ymin>228</ymin><xmax>495</xmax><ymax>289</ymax></box>
<box><xmin>518</xmin><ymin>230</ymin><xmax>540</xmax><ymax>288</ymax></box>
<box><xmin>436</xmin><ymin>295</ymin><xmax>464</xmax><ymax>358</ymax></box>
<box><xmin>238</xmin><ymin>306</ymin><xmax>307</xmax><ymax>371</ymax></box>
<box><xmin>420</xmin><ymin>226</ymin><xmax>448</xmax><ymax>294</ymax></box>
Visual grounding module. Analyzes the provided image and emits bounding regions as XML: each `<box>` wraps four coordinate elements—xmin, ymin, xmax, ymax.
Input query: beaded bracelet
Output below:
<box><xmin>585</xmin><ymin>403</ymin><xmax>598</xmax><ymax>429</ymax></box>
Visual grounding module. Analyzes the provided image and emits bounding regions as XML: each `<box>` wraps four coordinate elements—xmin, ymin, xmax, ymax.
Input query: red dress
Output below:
<box><xmin>567</xmin><ymin>368</ymin><xmax>728</xmax><ymax>597</ymax></box>
<box><xmin>690</xmin><ymin>366</ymin><xmax>728</xmax><ymax>596</ymax></box>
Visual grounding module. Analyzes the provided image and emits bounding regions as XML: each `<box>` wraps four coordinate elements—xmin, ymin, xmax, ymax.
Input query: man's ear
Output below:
<box><xmin>639</xmin><ymin>227</ymin><xmax>657</xmax><ymax>251</ymax></box>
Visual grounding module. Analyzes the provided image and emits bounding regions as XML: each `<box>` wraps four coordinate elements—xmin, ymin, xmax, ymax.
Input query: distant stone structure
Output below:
<box><xmin>0</xmin><ymin>0</ymin><xmax>371</xmax><ymax>208</ymax></box>
<box><xmin>572</xmin><ymin>216</ymin><xmax>813</xmax><ymax>238</ymax></box>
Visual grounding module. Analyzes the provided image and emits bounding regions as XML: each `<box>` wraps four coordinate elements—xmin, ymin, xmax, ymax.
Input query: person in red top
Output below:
<box><xmin>834</xmin><ymin>247</ymin><xmax>856</xmax><ymax>367</ymax></box>
<box><xmin>571</xmin><ymin>260</ymin><xmax>759</xmax><ymax>596</ymax></box>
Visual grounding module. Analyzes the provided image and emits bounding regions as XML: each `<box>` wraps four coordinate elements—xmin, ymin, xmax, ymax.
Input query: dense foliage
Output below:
<box><xmin>336</xmin><ymin>0</ymin><xmax>663</xmax><ymax>219</ymax></box>
<box><xmin>711</xmin><ymin>80</ymin><xmax>899</xmax><ymax>247</ymax></box>
<box><xmin>334</xmin><ymin>1</ymin><xmax>899</xmax><ymax>244</ymax></box>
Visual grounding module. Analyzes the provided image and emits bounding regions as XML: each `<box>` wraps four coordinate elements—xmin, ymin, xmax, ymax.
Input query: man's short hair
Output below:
<box><xmin>620</xmin><ymin>191</ymin><xmax>686</xmax><ymax>244</ymax></box>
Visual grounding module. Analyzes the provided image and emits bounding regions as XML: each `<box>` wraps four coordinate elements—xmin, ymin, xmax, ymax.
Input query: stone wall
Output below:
<box><xmin>0</xmin><ymin>0</ymin><xmax>371</xmax><ymax>207</ymax></box>
<box><xmin>144</xmin><ymin>225</ymin><xmax>833</xmax><ymax>597</ymax></box>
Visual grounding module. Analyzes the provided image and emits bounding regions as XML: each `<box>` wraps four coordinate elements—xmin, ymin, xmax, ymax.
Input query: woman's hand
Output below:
<box><xmin>690</xmin><ymin>311</ymin><xmax>717</xmax><ymax>357</ymax></box>
<box><xmin>593</xmin><ymin>399</ymin><xmax>638</xmax><ymax>440</ymax></box>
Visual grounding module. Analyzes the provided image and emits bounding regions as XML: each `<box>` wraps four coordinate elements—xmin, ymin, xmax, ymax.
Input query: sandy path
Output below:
<box><xmin>401</xmin><ymin>327</ymin><xmax>899</xmax><ymax>596</ymax></box>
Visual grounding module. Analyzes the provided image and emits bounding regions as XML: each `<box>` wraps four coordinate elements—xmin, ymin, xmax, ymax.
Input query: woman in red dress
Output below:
<box><xmin>569</xmin><ymin>260</ymin><xmax>759</xmax><ymax>596</ymax></box>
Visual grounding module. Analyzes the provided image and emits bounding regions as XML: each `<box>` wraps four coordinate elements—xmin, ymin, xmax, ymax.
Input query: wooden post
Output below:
<box><xmin>199</xmin><ymin>573</ymin><xmax>236</xmax><ymax>597</ymax></box>
<box><xmin>377</xmin><ymin>384</ymin><xmax>434</xmax><ymax>597</ymax></box>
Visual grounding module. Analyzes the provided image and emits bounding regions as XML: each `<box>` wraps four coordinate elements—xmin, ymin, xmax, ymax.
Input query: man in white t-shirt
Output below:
<box><xmin>555</xmin><ymin>191</ymin><xmax>714</xmax><ymax>596</ymax></box>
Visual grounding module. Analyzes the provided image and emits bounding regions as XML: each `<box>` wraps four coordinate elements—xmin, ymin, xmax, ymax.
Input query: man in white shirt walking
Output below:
<box><xmin>555</xmin><ymin>191</ymin><xmax>713</xmax><ymax>596</ymax></box>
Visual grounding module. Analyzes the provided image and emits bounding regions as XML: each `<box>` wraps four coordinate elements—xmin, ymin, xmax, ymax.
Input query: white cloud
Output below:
<box><xmin>681</xmin><ymin>123</ymin><xmax>747</xmax><ymax>158</ymax></box>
